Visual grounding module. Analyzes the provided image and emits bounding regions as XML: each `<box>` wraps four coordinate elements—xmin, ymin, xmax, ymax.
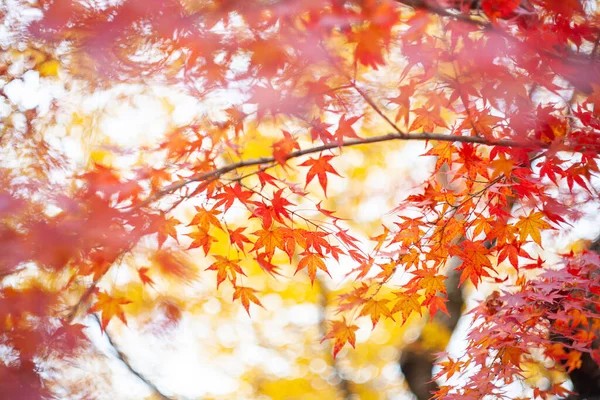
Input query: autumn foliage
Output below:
<box><xmin>2</xmin><ymin>0</ymin><xmax>600</xmax><ymax>398</ymax></box>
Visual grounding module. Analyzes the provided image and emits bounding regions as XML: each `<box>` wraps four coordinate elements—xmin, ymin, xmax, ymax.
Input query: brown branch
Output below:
<box><xmin>91</xmin><ymin>314</ymin><xmax>171</xmax><ymax>400</ymax></box>
<box><xmin>395</xmin><ymin>0</ymin><xmax>596</xmax><ymax>66</ymax></box>
<box><xmin>139</xmin><ymin>132</ymin><xmax>560</xmax><ymax>209</ymax></box>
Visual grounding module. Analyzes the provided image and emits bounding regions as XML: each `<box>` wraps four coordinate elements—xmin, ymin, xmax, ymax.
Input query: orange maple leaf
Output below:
<box><xmin>354</xmin><ymin>26</ymin><xmax>387</xmax><ymax>69</ymax></box>
<box><xmin>451</xmin><ymin>241</ymin><xmax>493</xmax><ymax>287</ymax></box>
<box><xmin>187</xmin><ymin>228</ymin><xmax>217</xmax><ymax>255</ymax></box>
<box><xmin>489</xmin><ymin>153</ymin><xmax>515</xmax><ymax>179</ymax></box>
<box><xmin>206</xmin><ymin>255</ymin><xmax>245</xmax><ymax>288</ymax></box>
<box><xmin>564</xmin><ymin>350</ymin><xmax>582</xmax><ymax>372</ymax></box>
<box><xmin>410</xmin><ymin>268</ymin><xmax>447</xmax><ymax>297</ymax></box>
<box><xmin>334</xmin><ymin>114</ymin><xmax>362</xmax><ymax>144</ymax></box>
<box><xmin>90</xmin><ymin>291</ymin><xmax>131</xmax><ymax>331</ymax></box>
<box><xmin>137</xmin><ymin>267</ymin><xmax>155</xmax><ymax>286</ymax></box>
<box><xmin>152</xmin><ymin>250</ymin><xmax>197</xmax><ymax>282</ymax></box>
<box><xmin>233</xmin><ymin>286</ymin><xmax>264</xmax><ymax>316</ymax></box>
<box><xmin>256</xmin><ymin>253</ymin><xmax>282</xmax><ymax>278</ymax></box>
<box><xmin>391</xmin><ymin>291</ymin><xmax>422</xmax><ymax>321</ymax></box>
<box><xmin>434</xmin><ymin>357</ymin><xmax>465</xmax><ymax>380</ymax></box>
<box><xmin>272</xmin><ymin>130</ymin><xmax>300</xmax><ymax>166</ymax></box>
<box><xmin>228</xmin><ymin>227</ymin><xmax>252</xmax><ymax>251</ymax></box>
<box><xmin>500</xmin><ymin>345</ymin><xmax>524</xmax><ymax>367</ymax></box>
<box><xmin>360</xmin><ymin>298</ymin><xmax>394</xmax><ymax>328</ymax></box>
<box><xmin>409</xmin><ymin>107</ymin><xmax>448</xmax><ymax>132</ymax></box>
<box><xmin>251</xmin><ymin>226</ymin><xmax>286</xmax><ymax>259</ymax></box>
<box><xmin>322</xmin><ymin>318</ymin><xmax>359</xmax><ymax>358</ymax></box>
<box><xmin>423</xmin><ymin>295</ymin><xmax>450</xmax><ymax>319</ymax></box>
<box><xmin>188</xmin><ymin>206</ymin><xmax>223</xmax><ymax>231</ymax></box>
<box><xmin>295</xmin><ymin>251</ymin><xmax>330</xmax><ymax>285</ymax></box>
<box><xmin>299</xmin><ymin>154</ymin><xmax>341</xmax><ymax>196</ymax></box>
<box><xmin>155</xmin><ymin>215</ymin><xmax>180</xmax><ymax>248</ymax></box>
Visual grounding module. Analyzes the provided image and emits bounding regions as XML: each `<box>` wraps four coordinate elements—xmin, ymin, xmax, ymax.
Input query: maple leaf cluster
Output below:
<box><xmin>2</xmin><ymin>0</ymin><xmax>600</xmax><ymax>398</ymax></box>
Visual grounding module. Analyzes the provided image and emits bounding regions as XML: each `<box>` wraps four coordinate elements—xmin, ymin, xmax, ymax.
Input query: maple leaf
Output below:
<box><xmin>500</xmin><ymin>345</ymin><xmax>523</xmax><ymax>367</ymax></box>
<box><xmin>351</xmin><ymin>256</ymin><xmax>375</xmax><ymax>280</ymax></box>
<box><xmin>435</xmin><ymin>358</ymin><xmax>465</xmax><ymax>381</ymax></box>
<box><xmin>214</xmin><ymin>184</ymin><xmax>253</xmax><ymax>212</ymax></box>
<box><xmin>137</xmin><ymin>267</ymin><xmax>155</xmax><ymax>286</ymax></box>
<box><xmin>423</xmin><ymin>295</ymin><xmax>450</xmax><ymax>320</ymax></box>
<box><xmin>309</xmin><ymin>119</ymin><xmax>334</xmax><ymax>143</ymax></box>
<box><xmin>272</xmin><ymin>130</ymin><xmax>300</xmax><ymax>166</ymax></box>
<box><xmin>370</xmin><ymin>227</ymin><xmax>390</xmax><ymax>252</ymax></box>
<box><xmin>410</xmin><ymin>268</ymin><xmax>447</xmax><ymax>297</ymax></box>
<box><xmin>154</xmin><ymin>214</ymin><xmax>180</xmax><ymax>248</ymax></box>
<box><xmin>295</xmin><ymin>251</ymin><xmax>330</xmax><ymax>285</ymax></box>
<box><xmin>317</xmin><ymin>201</ymin><xmax>342</xmax><ymax>221</ymax></box>
<box><xmin>80</xmin><ymin>163</ymin><xmax>122</xmax><ymax>196</ymax></box>
<box><xmin>322</xmin><ymin>318</ymin><xmax>358</xmax><ymax>358</ymax></box>
<box><xmin>354</xmin><ymin>26</ymin><xmax>387</xmax><ymax>69</ymax></box>
<box><xmin>270</xmin><ymin>189</ymin><xmax>294</xmax><ymax>224</ymax></box>
<box><xmin>207</xmin><ymin>255</ymin><xmax>245</xmax><ymax>288</ymax></box>
<box><xmin>228</xmin><ymin>227</ymin><xmax>251</xmax><ymax>251</ymax></box>
<box><xmin>337</xmin><ymin>283</ymin><xmax>370</xmax><ymax>312</ymax></box>
<box><xmin>391</xmin><ymin>291</ymin><xmax>422</xmax><ymax>321</ymax></box>
<box><xmin>481</xmin><ymin>0</ymin><xmax>520</xmax><ymax>20</ymax></box>
<box><xmin>450</xmin><ymin>240</ymin><xmax>493</xmax><ymax>288</ymax></box>
<box><xmin>334</xmin><ymin>114</ymin><xmax>362</xmax><ymax>144</ymax></box>
<box><xmin>233</xmin><ymin>286</ymin><xmax>264</xmax><ymax>316</ymax></box>
<box><xmin>251</xmin><ymin>226</ymin><xmax>286</xmax><ymax>259</ymax></box>
<box><xmin>257</xmin><ymin>170</ymin><xmax>279</xmax><ymax>188</ymax></box>
<box><xmin>516</xmin><ymin>211</ymin><xmax>552</xmax><ymax>246</ymax></box>
<box><xmin>375</xmin><ymin>260</ymin><xmax>398</xmax><ymax>281</ymax></box>
<box><xmin>256</xmin><ymin>253</ymin><xmax>282</xmax><ymax>278</ymax></box>
<box><xmin>90</xmin><ymin>292</ymin><xmax>131</xmax><ymax>332</ymax></box>
<box><xmin>489</xmin><ymin>153</ymin><xmax>514</xmax><ymax>179</ymax></box>
<box><xmin>299</xmin><ymin>154</ymin><xmax>342</xmax><ymax>196</ymax></box>
<box><xmin>152</xmin><ymin>250</ymin><xmax>197</xmax><ymax>282</ymax></box>
<box><xmin>458</xmin><ymin>107</ymin><xmax>502</xmax><ymax>138</ymax></box>
<box><xmin>388</xmin><ymin>81</ymin><xmax>415</xmax><ymax>126</ymax></box>
<box><xmin>225</xmin><ymin>107</ymin><xmax>246</xmax><ymax>137</ymax></box>
<box><xmin>302</xmin><ymin>230</ymin><xmax>331</xmax><ymax>255</ymax></box>
<box><xmin>409</xmin><ymin>107</ymin><xmax>448</xmax><ymax>132</ymax></box>
<box><xmin>425</xmin><ymin>141</ymin><xmax>456</xmax><ymax>169</ymax></box>
<box><xmin>564</xmin><ymin>350</ymin><xmax>582</xmax><ymax>372</ymax></box>
<box><xmin>188</xmin><ymin>206</ymin><xmax>223</xmax><ymax>231</ymax></box>
<box><xmin>187</xmin><ymin>228</ymin><xmax>217</xmax><ymax>255</ymax></box>
<box><xmin>360</xmin><ymin>298</ymin><xmax>394</xmax><ymax>328</ymax></box>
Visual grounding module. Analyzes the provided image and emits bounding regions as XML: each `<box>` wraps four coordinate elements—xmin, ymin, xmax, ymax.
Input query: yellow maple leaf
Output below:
<box><xmin>359</xmin><ymin>298</ymin><xmax>394</xmax><ymax>328</ymax></box>
<box><xmin>516</xmin><ymin>211</ymin><xmax>551</xmax><ymax>246</ymax></box>
<box><xmin>490</xmin><ymin>153</ymin><xmax>515</xmax><ymax>179</ymax></box>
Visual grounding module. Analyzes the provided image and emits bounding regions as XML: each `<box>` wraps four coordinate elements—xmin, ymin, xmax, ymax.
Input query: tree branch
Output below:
<box><xmin>91</xmin><ymin>314</ymin><xmax>171</xmax><ymax>400</ymax></box>
<box><xmin>140</xmin><ymin>131</ymin><xmax>568</xmax><ymax>208</ymax></box>
<box><xmin>395</xmin><ymin>0</ymin><xmax>595</xmax><ymax>65</ymax></box>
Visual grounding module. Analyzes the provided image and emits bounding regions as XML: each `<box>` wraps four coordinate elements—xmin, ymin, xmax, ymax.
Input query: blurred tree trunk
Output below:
<box><xmin>399</xmin><ymin>256</ymin><xmax>464</xmax><ymax>400</ymax></box>
<box><xmin>565</xmin><ymin>239</ymin><xmax>600</xmax><ymax>399</ymax></box>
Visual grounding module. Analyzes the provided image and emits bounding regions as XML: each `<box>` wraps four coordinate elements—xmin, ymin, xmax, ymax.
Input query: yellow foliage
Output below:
<box><xmin>420</xmin><ymin>321</ymin><xmax>452</xmax><ymax>351</ymax></box>
<box><xmin>260</xmin><ymin>378</ymin><xmax>338</xmax><ymax>400</ymax></box>
<box><xmin>37</xmin><ymin>59</ymin><xmax>61</xmax><ymax>77</ymax></box>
